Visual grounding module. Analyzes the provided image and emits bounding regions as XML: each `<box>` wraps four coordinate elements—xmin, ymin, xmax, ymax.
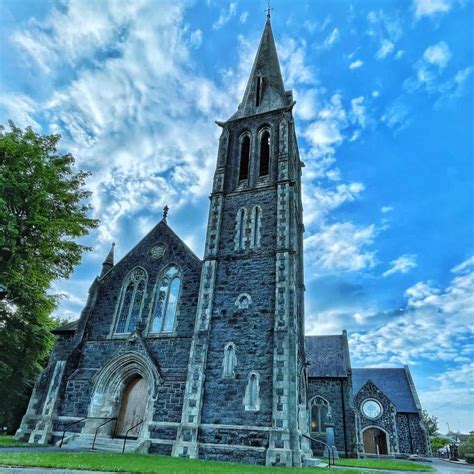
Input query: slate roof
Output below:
<box><xmin>305</xmin><ymin>335</ymin><xmax>350</xmax><ymax>378</ymax></box>
<box><xmin>52</xmin><ymin>319</ymin><xmax>79</xmax><ymax>334</ymax></box>
<box><xmin>352</xmin><ymin>368</ymin><xmax>419</xmax><ymax>413</ymax></box>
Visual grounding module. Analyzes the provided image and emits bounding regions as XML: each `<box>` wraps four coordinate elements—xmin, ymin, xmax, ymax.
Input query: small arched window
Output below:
<box><xmin>244</xmin><ymin>371</ymin><xmax>260</xmax><ymax>411</ymax></box>
<box><xmin>150</xmin><ymin>266</ymin><xmax>181</xmax><ymax>333</ymax></box>
<box><xmin>310</xmin><ymin>396</ymin><xmax>330</xmax><ymax>434</ymax></box>
<box><xmin>250</xmin><ymin>205</ymin><xmax>262</xmax><ymax>248</ymax></box>
<box><xmin>239</xmin><ymin>135</ymin><xmax>250</xmax><ymax>181</ymax></box>
<box><xmin>115</xmin><ymin>267</ymin><xmax>147</xmax><ymax>334</ymax></box>
<box><xmin>235</xmin><ymin>208</ymin><xmax>247</xmax><ymax>251</ymax></box>
<box><xmin>222</xmin><ymin>343</ymin><xmax>237</xmax><ymax>378</ymax></box>
<box><xmin>259</xmin><ymin>130</ymin><xmax>270</xmax><ymax>177</ymax></box>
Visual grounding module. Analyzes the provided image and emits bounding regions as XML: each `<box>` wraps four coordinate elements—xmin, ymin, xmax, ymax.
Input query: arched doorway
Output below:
<box><xmin>363</xmin><ymin>427</ymin><xmax>389</xmax><ymax>455</ymax></box>
<box><xmin>115</xmin><ymin>377</ymin><xmax>147</xmax><ymax>438</ymax></box>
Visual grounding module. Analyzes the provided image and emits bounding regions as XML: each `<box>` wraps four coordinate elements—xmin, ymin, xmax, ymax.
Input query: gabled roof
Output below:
<box><xmin>52</xmin><ymin>319</ymin><xmax>79</xmax><ymax>334</ymax></box>
<box><xmin>352</xmin><ymin>368</ymin><xmax>419</xmax><ymax>413</ymax></box>
<box><xmin>305</xmin><ymin>334</ymin><xmax>351</xmax><ymax>378</ymax></box>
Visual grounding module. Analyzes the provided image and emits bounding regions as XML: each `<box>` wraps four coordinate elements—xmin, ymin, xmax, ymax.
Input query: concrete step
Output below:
<box><xmin>304</xmin><ymin>457</ymin><xmax>326</xmax><ymax>467</ymax></box>
<box><xmin>63</xmin><ymin>436</ymin><xmax>139</xmax><ymax>452</ymax></box>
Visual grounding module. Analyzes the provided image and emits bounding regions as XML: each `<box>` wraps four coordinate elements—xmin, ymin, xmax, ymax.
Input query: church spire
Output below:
<box><xmin>100</xmin><ymin>242</ymin><xmax>115</xmax><ymax>277</ymax></box>
<box><xmin>231</xmin><ymin>16</ymin><xmax>289</xmax><ymax>120</ymax></box>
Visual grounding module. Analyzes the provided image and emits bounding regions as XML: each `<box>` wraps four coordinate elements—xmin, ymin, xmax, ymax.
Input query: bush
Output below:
<box><xmin>430</xmin><ymin>436</ymin><xmax>451</xmax><ymax>451</ymax></box>
<box><xmin>465</xmin><ymin>455</ymin><xmax>474</xmax><ymax>465</ymax></box>
<box><xmin>458</xmin><ymin>437</ymin><xmax>474</xmax><ymax>460</ymax></box>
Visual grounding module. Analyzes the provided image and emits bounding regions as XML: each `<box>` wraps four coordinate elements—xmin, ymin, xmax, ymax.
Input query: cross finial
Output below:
<box><xmin>163</xmin><ymin>204</ymin><xmax>169</xmax><ymax>222</ymax></box>
<box><xmin>265</xmin><ymin>0</ymin><xmax>273</xmax><ymax>18</ymax></box>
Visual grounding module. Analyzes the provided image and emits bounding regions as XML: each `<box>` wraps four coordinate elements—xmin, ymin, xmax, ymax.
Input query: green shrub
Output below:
<box><xmin>430</xmin><ymin>436</ymin><xmax>451</xmax><ymax>451</ymax></box>
<box><xmin>464</xmin><ymin>454</ymin><xmax>474</xmax><ymax>465</ymax></box>
<box><xmin>458</xmin><ymin>436</ymin><xmax>474</xmax><ymax>460</ymax></box>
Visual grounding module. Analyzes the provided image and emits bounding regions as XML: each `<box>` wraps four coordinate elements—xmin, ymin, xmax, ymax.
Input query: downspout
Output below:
<box><xmin>340</xmin><ymin>379</ymin><xmax>348</xmax><ymax>457</ymax></box>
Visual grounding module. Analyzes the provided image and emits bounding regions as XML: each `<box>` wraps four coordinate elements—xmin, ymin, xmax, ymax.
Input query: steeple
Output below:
<box><xmin>231</xmin><ymin>16</ymin><xmax>290</xmax><ymax>120</ymax></box>
<box><xmin>100</xmin><ymin>243</ymin><xmax>115</xmax><ymax>277</ymax></box>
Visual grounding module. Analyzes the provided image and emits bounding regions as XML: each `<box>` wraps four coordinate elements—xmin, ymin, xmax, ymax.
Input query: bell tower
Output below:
<box><xmin>173</xmin><ymin>16</ymin><xmax>309</xmax><ymax>466</ymax></box>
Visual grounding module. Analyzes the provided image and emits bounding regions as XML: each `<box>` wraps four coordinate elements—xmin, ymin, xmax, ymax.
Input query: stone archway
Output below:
<box><xmin>362</xmin><ymin>427</ymin><xmax>389</xmax><ymax>455</ymax></box>
<box><xmin>83</xmin><ymin>351</ymin><xmax>160</xmax><ymax>438</ymax></box>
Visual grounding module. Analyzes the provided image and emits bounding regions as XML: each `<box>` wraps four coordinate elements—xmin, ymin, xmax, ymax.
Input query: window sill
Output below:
<box><xmin>146</xmin><ymin>332</ymin><xmax>178</xmax><ymax>338</ymax></box>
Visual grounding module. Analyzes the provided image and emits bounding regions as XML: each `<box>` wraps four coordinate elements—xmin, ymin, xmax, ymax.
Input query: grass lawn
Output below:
<box><xmin>0</xmin><ymin>452</ymin><xmax>366</xmax><ymax>473</ymax></box>
<box><xmin>333</xmin><ymin>457</ymin><xmax>434</xmax><ymax>472</ymax></box>
<box><xmin>0</xmin><ymin>436</ymin><xmax>42</xmax><ymax>448</ymax></box>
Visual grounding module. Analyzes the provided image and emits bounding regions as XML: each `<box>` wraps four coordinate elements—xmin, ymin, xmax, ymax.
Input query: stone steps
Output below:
<box><xmin>303</xmin><ymin>457</ymin><xmax>328</xmax><ymax>468</ymax></box>
<box><xmin>63</xmin><ymin>435</ymin><xmax>139</xmax><ymax>453</ymax></box>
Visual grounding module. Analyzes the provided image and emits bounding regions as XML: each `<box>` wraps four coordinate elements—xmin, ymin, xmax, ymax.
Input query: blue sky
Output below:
<box><xmin>0</xmin><ymin>0</ymin><xmax>472</xmax><ymax>433</ymax></box>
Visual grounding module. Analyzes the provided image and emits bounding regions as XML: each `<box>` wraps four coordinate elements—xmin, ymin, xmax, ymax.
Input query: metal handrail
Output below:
<box><xmin>59</xmin><ymin>417</ymin><xmax>87</xmax><ymax>447</ymax></box>
<box><xmin>302</xmin><ymin>433</ymin><xmax>336</xmax><ymax>467</ymax></box>
<box><xmin>91</xmin><ymin>417</ymin><xmax>117</xmax><ymax>450</ymax></box>
<box><xmin>122</xmin><ymin>419</ymin><xmax>144</xmax><ymax>453</ymax></box>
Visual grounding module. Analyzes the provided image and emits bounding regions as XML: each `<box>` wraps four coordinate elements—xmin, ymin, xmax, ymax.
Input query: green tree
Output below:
<box><xmin>0</xmin><ymin>121</ymin><xmax>98</xmax><ymax>433</ymax></box>
<box><xmin>421</xmin><ymin>409</ymin><xmax>439</xmax><ymax>436</ymax></box>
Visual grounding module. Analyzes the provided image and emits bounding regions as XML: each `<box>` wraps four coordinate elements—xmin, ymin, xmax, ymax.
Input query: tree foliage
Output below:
<box><xmin>0</xmin><ymin>121</ymin><xmax>98</xmax><ymax>433</ymax></box>
<box><xmin>421</xmin><ymin>410</ymin><xmax>439</xmax><ymax>437</ymax></box>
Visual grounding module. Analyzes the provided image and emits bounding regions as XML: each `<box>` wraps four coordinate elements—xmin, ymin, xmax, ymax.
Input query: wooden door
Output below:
<box><xmin>115</xmin><ymin>377</ymin><xmax>147</xmax><ymax>437</ymax></box>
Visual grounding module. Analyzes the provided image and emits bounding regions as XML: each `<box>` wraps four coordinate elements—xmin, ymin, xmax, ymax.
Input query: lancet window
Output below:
<box><xmin>150</xmin><ymin>265</ymin><xmax>181</xmax><ymax>333</ymax></box>
<box><xmin>243</xmin><ymin>371</ymin><xmax>260</xmax><ymax>411</ymax></box>
<box><xmin>222</xmin><ymin>342</ymin><xmax>237</xmax><ymax>378</ymax></box>
<box><xmin>114</xmin><ymin>267</ymin><xmax>147</xmax><ymax>334</ymax></box>
<box><xmin>310</xmin><ymin>396</ymin><xmax>330</xmax><ymax>434</ymax></box>
<box><xmin>250</xmin><ymin>205</ymin><xmax>262</xmax><ymax>248</ymax></box>
<box><xmin>234</xmin><ymin>207</ymin><xmax>248</xmax><ymax>251</ymax></box>
<box><xmin>259</xmin><ymin>129</ymin><xmax>270</xmax><ymax>176</ymax></box>
<box><xmin>239</xmin><ymin>135</ymin><xmax>251</xmax><ymax>181</ymax></box>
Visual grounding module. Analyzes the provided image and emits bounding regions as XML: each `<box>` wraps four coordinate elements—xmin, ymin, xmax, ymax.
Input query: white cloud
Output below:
<box><xmin>414</xmin><ymin>0</ymin><xmax>459</xmax><ymax>18</ymax></box>
<box><xmin>383</xmin><ymin>254</ymin><xmax>417</xmax><ymax>277</ymax></box>
<box><xmin>305</xmin><ymin>222</ymin><xmax>376</xmax><ymax>276</ymax></box>
<box><xmin>350</xmin><ymin>256</ymin><xmax>474</xmax><ymax>366</ymax></box>
<box><xmin>213</xmin><ymin>2</ymin><xmax>237</xmax><ymax>30</ymax></box>
<box><xmin>381</xmin><ymin>206</ymin><xmax>393</xmax><ymax>213</ymax></box>
<box><xmin>350</xmin><ymin>96</ymin><xmax>366</xmax><ymax>128</ymax></box>
<box><xmin>239</xmin><ymin>11</ymin><xmax>248</xmax><ymax>24</ymax></box>
<box><xmin>349</xmin><ymin>59</ymin><xmax>363</xmax><ymax>69</ymax></box>
<box><xmin>452</xmin><ymin>256</ymin><xmax>474</xmax><ymax>274</ymax></box>
<box><xmin>382</xmin><ymin>99</ymin><xmax>412</xmax><ymax>132</ymax></box>
<box><xmin>376</xmin><ymin>39</ymin><xmax>395</xmax><ymax>59</ymax></box>
<box><xmin>190</xmin><ymin>29</ymin><xmax>203</xmax><ymax>49</ymax></box>
<box><xmin>323</xmin><ymin>28</ymin><xmax>340</xmax><ymax>48</ymax></box>
<box><xmin>0</xmin><ymin>93</ymin><xmax>40</xmax><ymax>129</ymax></box>
<box><xmin>278</xmin><ymin>37</ymin><xmax>314</xmax><ymax>86</ymax></box>
<box><xmin>424</xmin><ymin>41</ymin><xmax>451</xmax><ymax>68</ymax></box>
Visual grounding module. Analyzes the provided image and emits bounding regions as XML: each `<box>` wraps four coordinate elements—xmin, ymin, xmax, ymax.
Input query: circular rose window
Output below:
<box><xmin>361</xmin><ymin>399</ymin><xmax>382</xmax><ymax>419</ymax></box>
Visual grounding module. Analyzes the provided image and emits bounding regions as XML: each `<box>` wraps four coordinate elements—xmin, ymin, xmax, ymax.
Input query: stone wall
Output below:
<box><xmin>307</xmin><ymin>377</ymin><xmax>356</xmax><ymax>456</ymax></box>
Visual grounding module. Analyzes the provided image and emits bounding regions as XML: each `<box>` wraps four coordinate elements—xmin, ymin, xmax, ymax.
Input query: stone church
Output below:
<box><xmin>16</xmin><ymin>17</ymin><xmax>431</xmax><ymax>466</ymax></box>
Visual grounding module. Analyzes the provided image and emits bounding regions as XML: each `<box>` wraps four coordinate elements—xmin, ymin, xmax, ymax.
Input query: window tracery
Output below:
<box><xmin>234</xmin><ymin>208</ymin><xmax>248</xmax><ymax>251</ymax></box>
<box><xmin>150</xmin><ymin>265</ymin><xmax>181</xmax><ymax>334</ymax></box>
<box><xmin>114</xmin><ymin>267</ymin><xmax>147</xmax><ymax>334</ymax></box>
<box><xmin>250</xmin><ymin>205</ymin><xmax>262</xmax><ymax>248</ymax></box>
<box><xmin>310</xmin><ymin>396</ymin><xmax>331</xmax><ymax>434</ymax></box>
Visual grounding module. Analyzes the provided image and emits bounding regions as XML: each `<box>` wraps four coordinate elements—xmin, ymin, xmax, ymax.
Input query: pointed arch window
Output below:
<box><xmin>235</xmin><ymin>208</ymin><xmax>247</xmax><ymax>251</ymax></box>
<box><xmin>244</xmin><ymin>371</ymin><xmax>260</xmax><ymax>411</ymax></box>
<box><xmin>150</xmin><ymin>266</ymin><xmax>181</xmax><ymax>333</ymax></box>
<box><xmin>115</xmin><ymin>267</ymin><xmax>147</xmax><ymax>334</ymax></box>
<box><xmin>239</xmin><ymin>135</ymin><xmax>250</xmax><ymax>181</ymax></box>
<box><xmin>250</xmin><ymin>205</ymin><xmax>262</xmax><ymax>248</ymax></box>
<box><xmin>222</xmin><ymin>342</ymin><xmax>237</xmax><ymax>378</ymax></box>
<box><xmin>259</xmin><ymin>130</ymin><xmax>270</xmax><ymax>176</ymax></box>
<box><xmin>310</xmin><ymin>396</ymin><xmax>330</xmax><ymax>434</ymax></box>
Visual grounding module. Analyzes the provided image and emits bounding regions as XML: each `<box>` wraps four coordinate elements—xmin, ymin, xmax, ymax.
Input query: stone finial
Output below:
<box><xmin>163</xmin><ymin>204</ymin><xmax>169</xmax><ymax>223</ymax></box>
<box><xmin>100</xmin><ymin>243</ymin><xmax>115</xmax><ymax>277</ymax></box>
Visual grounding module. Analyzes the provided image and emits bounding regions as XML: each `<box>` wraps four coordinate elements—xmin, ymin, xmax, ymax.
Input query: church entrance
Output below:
<box><xmin>115</xmin><ymin>376</ymin><xmax>147</xmax><ymax>438</ymax></box>
<box><xmin>363</xmin><ymin>427</ymin><xmax>389</xmax><ymax>455</ymax></box>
